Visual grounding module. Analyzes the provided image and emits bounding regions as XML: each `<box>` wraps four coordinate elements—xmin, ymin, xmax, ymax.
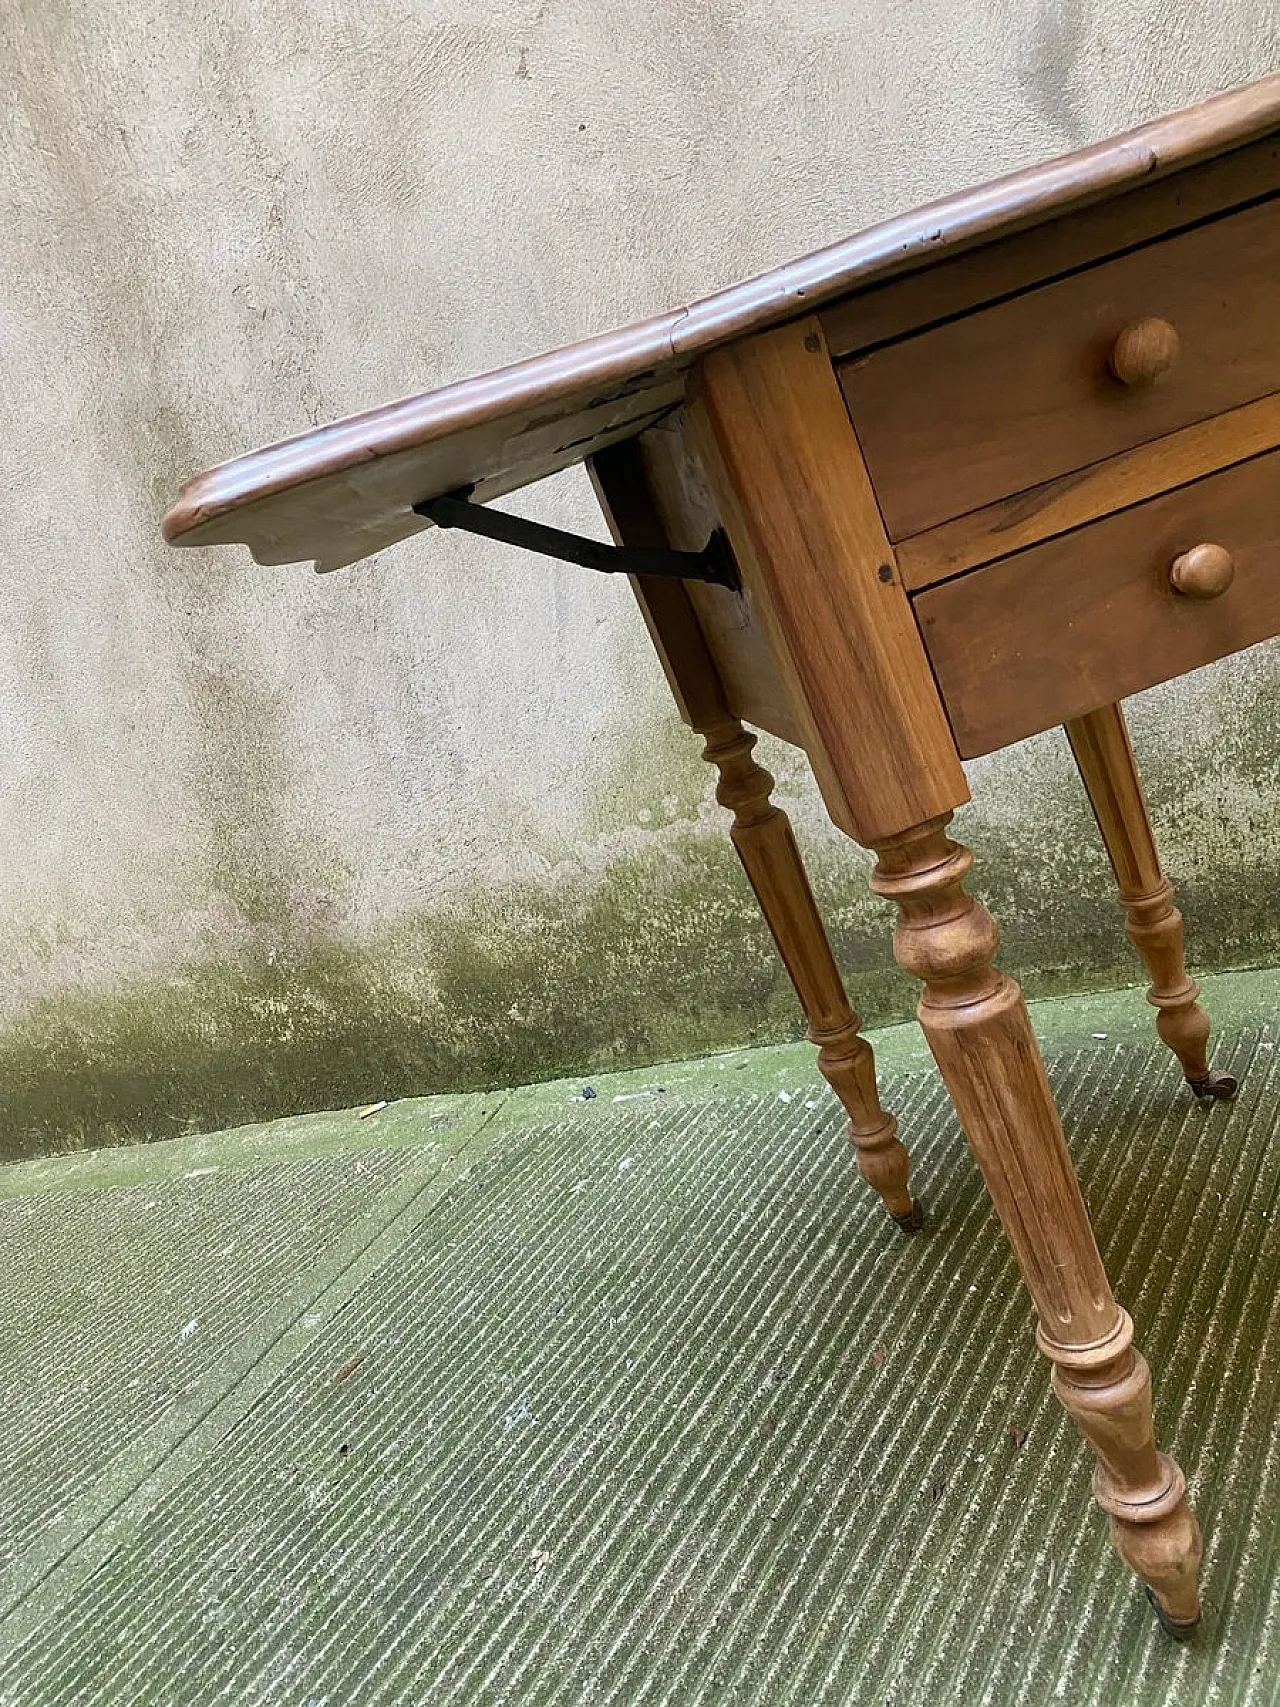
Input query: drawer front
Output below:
<box><xmin>914</xmin><ymin>449</ymin><xmax>1280</xmax><ymax>758</ymax></box>
<box><xmin>840</xmin><ymin>196</ymin><xmax>1280</xmax><ymax>540</ymax></box>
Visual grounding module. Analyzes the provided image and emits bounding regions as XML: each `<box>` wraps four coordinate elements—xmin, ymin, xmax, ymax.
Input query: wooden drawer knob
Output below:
<box><xmin>1110</xmin><ymin>317</ymin><xmax>1180</xmax><ymax>387</ymax></box>
<box><xmin>1170</xmin><ymin>543</ymin><xmax>1235</xmax><ymax>599</ymax></box>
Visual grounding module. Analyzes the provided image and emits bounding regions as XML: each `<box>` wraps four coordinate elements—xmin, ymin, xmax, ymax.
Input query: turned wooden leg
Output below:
<box><xmin>1065</xmin><ymin>702</ymin><xmax>1236</xmax><ymax>1101</ymax></box>
<box><xmin>871</xmin><ymin>814</ymin><xmax>1202</xmax><ymax>1633</ymax></box>
<box><xmin>701</xmin><ymin>713</ymin><xmax>922</xmax><ymax>1229</ymax></box>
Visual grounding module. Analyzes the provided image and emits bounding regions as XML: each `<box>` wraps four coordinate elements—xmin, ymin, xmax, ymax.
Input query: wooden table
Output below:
<box><xmin>164</xmin><ymin>74</ymin><xmax>1280</xmax><ymax>1640</ymax></box>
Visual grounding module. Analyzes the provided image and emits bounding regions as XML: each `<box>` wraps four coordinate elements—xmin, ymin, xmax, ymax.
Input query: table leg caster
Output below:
<box><xmin>1187</xmin><ymin>1068</ymin><xmax>1238</xmax><ymax>1101</ymax></box>
<box><xmin>890</xmin><ymin>1199</ymin><xmax>925</xmax><ymax>1233</ymax></box>
<box><xmin>1146</xmin><ymin>1585</ymin><xmax>1201</xmax><ymax>1641</ymax></box>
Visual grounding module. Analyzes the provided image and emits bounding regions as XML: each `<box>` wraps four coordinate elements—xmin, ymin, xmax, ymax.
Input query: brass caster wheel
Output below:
<box><xmin>1187</xmin><ymin>1069</ymin><xmax>1238</xmax><ymax>1102</ymax></box>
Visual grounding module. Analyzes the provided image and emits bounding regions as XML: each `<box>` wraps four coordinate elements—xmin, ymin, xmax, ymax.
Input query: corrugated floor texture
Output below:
<box><xmin>0</xmin><ymin>1151</ymin><xmax>409</xmax><ymax>1577</ymax></box>
<box><xmin>2</xmin><ymin>997</ymin><xmax>1279</xmax><ymax>1705</ymax></box>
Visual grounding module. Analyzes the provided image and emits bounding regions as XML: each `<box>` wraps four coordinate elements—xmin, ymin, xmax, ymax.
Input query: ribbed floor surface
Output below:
<box><xmin>0</xmin><ymin>1151</ymin><xmax>409</xmax><ymax>1579</ymax></box>
<box><xmin>2</xmin><ymin>1021</ymin><xmax>1279</xmax><ymax>1705</ymax></box>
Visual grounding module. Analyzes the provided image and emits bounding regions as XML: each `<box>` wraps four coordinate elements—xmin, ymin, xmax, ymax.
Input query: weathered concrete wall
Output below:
<box><xmin>3</xmin><ymin>2</ymin><xmax>1279</xmax><ymax>1155</ymax></box>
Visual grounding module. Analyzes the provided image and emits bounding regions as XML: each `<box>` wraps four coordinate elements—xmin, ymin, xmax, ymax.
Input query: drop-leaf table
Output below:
<box><xmin>165</xmin><ymin>73</ymin><xmax>1280</xmax><ymax>1639</ymax></box>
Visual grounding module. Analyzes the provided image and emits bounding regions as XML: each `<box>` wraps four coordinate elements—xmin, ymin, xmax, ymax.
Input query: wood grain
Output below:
<box><xmin>841</xmin><ymin>194</ymin><xmax>1280</xmax><ymax>540</ymax></box>
<box><xmin>703</xmin><ymin>718</ymin><xmax>919</xmax><ymax>1223</ymax></box>
<box><xmin>1170</xmin><ymin>541</ymin><xmax>1236</xmax><ymax>599</ymax></box>
<box><xmin>914</xmin><ymin>446</ymin><xmax>1280</xmax><ymax>757</ymax></box>
<box><xmin>163</xmin><ymin>77</ymin><xmax>1280</xmax><ymax>574</ymax></box>
<box><xmin>621</xmin><ymin>414</ymin><xmax>805</xmax><ymax>746</ymax></box>
<box><xmin>590</xmin><ymin>438</ymin><xmax>917</xmax><ymax>1220</ymax></box>
<box><xmin>1064</xmin><ymin>703</ymin><xmax>1234</xmax><ymax>1097</ymax></box>
<box><xmin>821</xmin><ymin>134</ymin><xmax>1280</xmax><ymax>358</ymax></box>
<box><xmin>1110</xmin><ymin>315</ymin><xmax>1181</xmax><ymax>387</ymax></box>
<box><xmin>896</xmin><ymin>390</ymin><xmax>1280</xmax><ymax>590</ymax></box>
<box><xmin>689</xmin><ymin>318</ymin><xmax>968</xmax><ymax>847</ymax></box>
<box><xmin>870</xmin><ymin>814</ymin><xmax>1202</xmax><ymax>1626</ymax></box>
<box><xmin>587</xmin><ymin>436</ymin><xmax>729</xmax><ymax>731</ymax></box>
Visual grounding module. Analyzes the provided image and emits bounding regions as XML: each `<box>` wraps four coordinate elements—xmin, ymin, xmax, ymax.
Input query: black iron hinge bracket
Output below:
<box><xmin>414</xmin><ymin>487</ymin><xmax>741</xmax><ymax>591</ymax></box>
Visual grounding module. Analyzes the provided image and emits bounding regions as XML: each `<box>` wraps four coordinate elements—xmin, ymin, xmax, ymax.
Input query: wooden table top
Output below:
<box><xmin>163</xmin><ymin>74</ymin><xmax>1280</xmax><ymax>575</ymax></box>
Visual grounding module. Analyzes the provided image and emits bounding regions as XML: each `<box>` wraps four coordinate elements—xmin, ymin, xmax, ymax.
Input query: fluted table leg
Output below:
<box><xmin>871</xmin><ymin>813</ymin><xmax>1202</xmax><ymax>1632</ymax></box>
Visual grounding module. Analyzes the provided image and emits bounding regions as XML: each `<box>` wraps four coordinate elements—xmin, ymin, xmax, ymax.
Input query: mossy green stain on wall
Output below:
<box><xmin>12</xmin><ymin>659</ymin><xmax>1280</xmax><ymax>1160</ymax></box>
<box><xmin>583</xmin><ymin>705</ymin><xmax>713</xmax><ymax>839</ymax></box>
<box><xmin>0</xmin><ymin>832</ymin><xmax>797</xmax><ymax>1162</ymax></box>
<box><xmin>6</xmin><ymin>628</ymin><xmax>1279</xmax><ymax>1160</ymax></box>
<box><xmin>7</xmin><ymin>787</ymin><xmax>1278</xmax><ymax>1163</ymax></box>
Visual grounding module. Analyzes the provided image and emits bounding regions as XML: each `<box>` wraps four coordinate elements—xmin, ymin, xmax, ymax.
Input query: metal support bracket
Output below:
<box><xmin>414</xmin><ymin>487</ymin><xmax>741</xmax><ymax>590</ymax></box>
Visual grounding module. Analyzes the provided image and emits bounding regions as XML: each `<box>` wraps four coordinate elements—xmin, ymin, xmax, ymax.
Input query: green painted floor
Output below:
<box><xmin>3</xmin><ymin>969</ymin><xmax>1280</xmax><ymax>1706</ymax></box>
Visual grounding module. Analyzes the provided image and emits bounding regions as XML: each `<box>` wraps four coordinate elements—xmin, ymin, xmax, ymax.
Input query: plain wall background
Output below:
<box><xmin>3</xmin><ymin>2</ymin><xmax>1279</xmax><ymax>1153</ymax></box>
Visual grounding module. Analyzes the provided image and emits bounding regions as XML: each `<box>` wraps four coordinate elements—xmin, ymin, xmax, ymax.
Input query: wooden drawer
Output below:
<box><xmin>839</xmin><ymin>196</ymin><xmax>1280</xmax><ymax>540</ymax></box>
<box><xmin>914</xmin><ymin>448</ymin><xmax>1280</xmax><ymax>757</ymax></box>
